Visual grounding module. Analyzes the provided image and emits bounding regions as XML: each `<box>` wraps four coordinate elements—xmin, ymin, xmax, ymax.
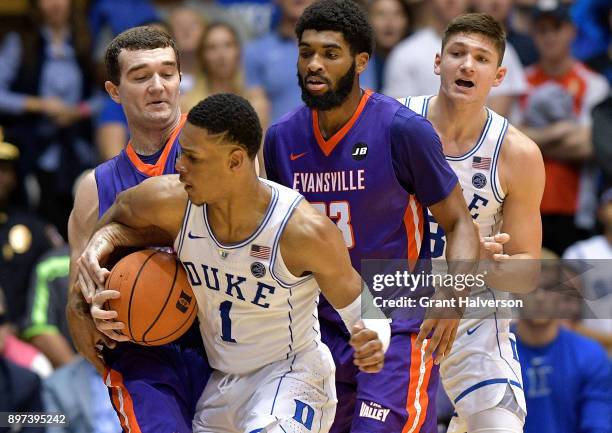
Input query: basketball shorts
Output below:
<box><xmin>321</xmin><ymin>320</ymin><xmax>440</xmax><ymax>433</ymax></box>
<box><xmin>440</xmin><ymin>317</ymin><xmax>526</xmax><ymax>422</ymax></box>
<box><xmin>192</xmin><ymin>345</ymin><xmax>336</xmax><ymax>433</ymax></box>
<box><xmin>103</xmin><ymin>322</ymin><xmax>212</xmax><ymax>433</ymax></box>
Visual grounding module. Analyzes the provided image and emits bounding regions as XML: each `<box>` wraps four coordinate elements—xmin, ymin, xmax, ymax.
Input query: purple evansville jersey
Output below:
<box><xmin>95</xmin><ymin>115</ymin><xmax>185</xmax><ymax>216</ymax></box>
<box><xmin>264</xmin><ymin>90</ymin><xmax>457</xmax><ymax>333</ymax></box>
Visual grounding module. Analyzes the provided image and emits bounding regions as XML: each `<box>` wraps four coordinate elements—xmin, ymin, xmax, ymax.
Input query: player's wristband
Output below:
<box><xmin>363</xmin><ymin>318</ymin><xmax>391</xmax><ymax>354</ymax></box>
<box><xmin>336</xmin><ymin>295</ymin><xmax>361</xmax><ymax>334</ymax></box>
<box><xmin>336</xmin><ymin>291</ymin><xmax>391</xmax><ymax>354</ymax></box>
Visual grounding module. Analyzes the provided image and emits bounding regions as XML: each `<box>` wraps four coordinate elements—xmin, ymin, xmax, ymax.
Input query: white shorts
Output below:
<box><xmin>440</xmin><ymin>317</ymin><xmax>526</xmax><ymax>420</ymax></box>
<box><xmin>193</xmin><ymin>345</ymin><xmax>337</xmax><ymax>433</ymax></box>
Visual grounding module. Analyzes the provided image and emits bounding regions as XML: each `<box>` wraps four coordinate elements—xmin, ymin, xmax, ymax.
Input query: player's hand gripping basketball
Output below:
<box><xmin>350</xmin><ymin>321</ymin><xmax>385</xmax><ymax>373</ymax></box>
<box><xmin>77</xmin><ymin>226</ymin><xmax>130</xmax><ymax>343</ymax></box>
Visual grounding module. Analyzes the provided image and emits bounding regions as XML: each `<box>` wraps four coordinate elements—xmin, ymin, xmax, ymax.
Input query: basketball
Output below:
<box><xmin>105</xmin><ymin>249</ymin><xmax>197</xmax><ymax>346</ymax></box>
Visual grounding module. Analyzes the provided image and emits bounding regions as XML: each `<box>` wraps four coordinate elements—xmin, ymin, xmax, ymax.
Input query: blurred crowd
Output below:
<box><xmin>0</xmin><ymin>0</ymin><xmax>610</xmax><ymax>432</ymax></box>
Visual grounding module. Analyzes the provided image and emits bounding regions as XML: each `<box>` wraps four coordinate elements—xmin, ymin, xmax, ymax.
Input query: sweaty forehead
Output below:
<box><xmin>118</xmin><ymin>47</ymin><xmax>177</xmax><ymax>72</ymax></box>
<box><xmin>300</xmin><ymin>29</ymin><xmax>350</xmax><ymax>49</ymax></box>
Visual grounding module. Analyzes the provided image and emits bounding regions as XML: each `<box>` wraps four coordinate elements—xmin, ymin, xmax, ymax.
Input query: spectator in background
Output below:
<box><xmin>168</xmin><ymin>6</ymin><xmax>207</xmax><ymax>112</ymax></box>
<box><xmin>384</xmin><ymin>0</ymin><xmax>527</xmax><ymax>118</ymax></box>
<box><xmin>43</xmin><ymin>356</ymin><xmax>120</xmax><ymax>433</ymax></box>
<box><xmin>0</xmin><ymin>287</ymin><xmax>52</xmax><ymax>379</ymax></box>
<box><xmin>21</xmin><ymin>245</ymin><xmax>75</xmax><ymax>369</ymax></box>
<box><xmin>519</xmin><ymin>3</ymin><xmax>609</xmax><ymax>256</ymax></box>
<box><xmin>0</xmin><ymin>295</ymin><xmax>45</xmax><ymax>433</ymax></box>
<box><xmin>592</xmin><ymin>92</ymin><xmax>612</xmax><ymax>186</ymax></box>
<box><xmin>571</xmin><ymin>0</ymin><xmax>612</xmax><ymax>83</ymax></box>
<box><xmin>0</xmin><ymin>0</ymin><xmax>101</xmax><ymax>239</ymax></box>
<box><xmin>368</xmin><ymin>0</ymin><xmax>411</xmax><ymax>92</ymax></box>
<box><xmin>243</xmin><ymin>0</ymin><xmax>314</xmax><ymax>127</ymax></box>
<box><xmin>471</xmin><ymin>0</ymin><xmax>539</xmax><ymax>66</ymax></box>
<box><xmin>244</xmin><ymin>0</ymin><xmax>376</xmax><ymax>126</ymax></box>
<box><xmin>199</xmin><ymin>22</ymin><xmax>269</xmax><ymax>173</ymax></box>
<box><xmin>0</xmin><ymin>133</ymin><xmax>58</xmax><ymax>327</ymax></box>
<box><xmin>563</xmin><ymin>188</ymin><xmax>612</xmax><ymax>354</ymax></box>
<box><xmin>513</xmin><ymin>253</ymin><xmax>612</xmax><ymax>433</ymax></box>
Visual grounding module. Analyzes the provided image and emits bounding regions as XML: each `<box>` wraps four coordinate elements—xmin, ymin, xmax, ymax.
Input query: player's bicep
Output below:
<box><xmin>500</xmin><ymin>132</ymin><xmax>545</xmax><ymax>258</ymax></box>
<box><xmin>68</xmin><ymin>171</ymin><xmax>99</xmax><ymax>288</ymax></box>
<box><xmin>110</xmin><ymin>175</ymin><xmax>186</xmax><ymax>238</ymax></box>
<box><xmin>281</xmin><ymin>203</ymin><xmax>361</xmax><ymax>308</ymax></box>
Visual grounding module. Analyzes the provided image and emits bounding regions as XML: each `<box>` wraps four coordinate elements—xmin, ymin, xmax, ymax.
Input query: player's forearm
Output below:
<box><xmin>93</xmin><ymin>222</ymin><xmax>172</xmax><ymax>252</ymax></box>
<box><xmin>482</xmin><ymin>253</ymin><xmax>540</xmax><ymax>294</ymax></box>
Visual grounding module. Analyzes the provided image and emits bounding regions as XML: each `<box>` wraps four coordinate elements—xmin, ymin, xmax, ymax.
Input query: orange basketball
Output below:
<box><xmin>105</xmin><ymin>249</ymin><xmax>197</xmax><ymax>346</ymax></box>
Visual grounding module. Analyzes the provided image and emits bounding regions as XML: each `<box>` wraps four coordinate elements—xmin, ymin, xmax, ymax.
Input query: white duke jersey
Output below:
<box><xmin>400</xmin><ymin>96</ymin><xmax>526</xmax><ymax>419</ymax></box>
<box><xmin>174</xmin><ymin>179</ymin><xmax>322</xmax><ymax>375</ymax></box>
<box><xmin>400</xmin><ymin>95</ymin><xmax>507</xmax><ymax>254</ymax></box>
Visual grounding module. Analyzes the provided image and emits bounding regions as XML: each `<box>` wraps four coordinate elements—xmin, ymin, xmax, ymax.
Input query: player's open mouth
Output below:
<box><xmin>455</xmin><ymin>79</ymin><xmax>475</xmax><ymax>88</ymax></box>
<box><xmin>305</xmin><ymin>77</ymin><xmax>329</xmax><ymax>91</ymax></box>
<box><xmin>148</xmin><ymin>100</ymin><xmax>168</xmax><ymax>107</ymax></box>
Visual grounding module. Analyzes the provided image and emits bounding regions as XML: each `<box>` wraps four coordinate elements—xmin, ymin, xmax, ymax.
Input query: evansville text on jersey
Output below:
<box><xmin>292</xmin><ymin>170</ymin><xmax>366</xmax><ymax>193</ymax></box>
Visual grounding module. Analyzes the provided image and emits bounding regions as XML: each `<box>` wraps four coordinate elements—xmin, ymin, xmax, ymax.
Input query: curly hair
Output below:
<box><xmin>187</xmin><ymin>94</ymin><xmax>262</xmax><ymax>159</ymax></box>
<box><xmin>295</xmin><ymin>0</ymin><xmax>373</xmax><ymax>56</ymax></box>
<box><xmin>105</xmin><ymin>26</ymin><xmax>180</xmax><ymax>85</ymax></box>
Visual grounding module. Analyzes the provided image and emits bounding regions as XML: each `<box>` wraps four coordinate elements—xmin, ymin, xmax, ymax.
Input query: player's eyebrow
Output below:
<box><xmin>448</xmin><ymin>41</ymin><xmax>494</xmax><ymax>56</ymax></box>
<box><xmin>299</xmin><ymin>42</ymin><xmax>343</xmax><ymax>50</ymax></box>
<box><xmin>126</xmin><ymin>60</ymin><xmax>177</xmax><ymax>74</ymax></box>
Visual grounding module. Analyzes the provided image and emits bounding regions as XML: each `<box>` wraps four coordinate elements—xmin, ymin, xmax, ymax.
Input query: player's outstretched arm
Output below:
<box><xmin>66</xmin><ymin>171</ymin><xmax>116</xmax><ymax>374</ymax></box>
<box><xmin>280</xmin><ymin>201</ymin><xmax>391</xmax><ymax>373</ymax></box>
<box><xmin>481</xmin><ymin>126</ymin><xmax>545</xmax><ymax>294</ymax></box>
<box><xmin>421</xmin><ymin>183</ymin><xmax>480</xmax><ymax>364</ymax></box>
<box><xmin>77</xmin><ymin>175</ymin><xmax>188</xmax><ymax>342</ymax></box>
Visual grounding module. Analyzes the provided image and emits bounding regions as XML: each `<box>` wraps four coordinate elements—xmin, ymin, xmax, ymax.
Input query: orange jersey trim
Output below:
<box><xmin>312</xmin><ymin>89</ymin><xmax>372</xmax><ymax>156</ymax></box>
<box><xmin>403</xmin><ymin>195</ymin><xmax>424</xmax><ymax>270</ymax></box>
<box><xmin>125</xmin><ymin>114</ymin><xmax>187</xmax><ymax>177</ymax></box>
<box><xmin>106</xmin><ymin>369</ymin><xmax>144</xmax><ymax>433</ymax></box>
<box><xmin>401</xmin><ymin>334</ymin><xmax>433</xmax><ymax>433</ymax></box>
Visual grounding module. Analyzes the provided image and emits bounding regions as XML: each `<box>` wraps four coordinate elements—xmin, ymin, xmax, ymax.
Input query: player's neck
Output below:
<box><xmin>315</xmin><ymin>87</ymin><xmax>363</xmax><ymax>140</ymax></box>
<box><xmin>206</xmin><ymin>176</ymin><xmax>271</xmax><ymax>245</ymax></box>
<box><xmin>428</xmin><ymin>95</ymin><xmax>488</xmax><ymax>154</ymax></box>
<box><xmin>516</xmin><ymin>321</ymin><xmax>559</xmax><ymax>347</ymax></box>
<box><xmin>129</xmin><ymin>111</ymin><xmax>181</xmax><ymax>156</ymax></box>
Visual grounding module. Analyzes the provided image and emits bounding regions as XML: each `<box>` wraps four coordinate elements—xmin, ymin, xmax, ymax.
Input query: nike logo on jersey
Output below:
<box><xmin>290</xmin><ymin>152</ymin><xmax>308</xmax><ymax>161</ymax></box>
<box><xmin>187</xmin><ymin>231</ymin><xmax>206</xmax><ymax>239</ymax></box>
<box><xmin>467</xmin><ymin>323</ymin><xmax>484</xmax><ymax>335</ymax></box>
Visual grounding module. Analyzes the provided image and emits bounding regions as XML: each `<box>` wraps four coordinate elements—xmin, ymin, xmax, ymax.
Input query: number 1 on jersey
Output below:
<box><xmin>219</xmin><ymin>300</ymin><xmax>236</xmax><ymax>343</ymax></box>
<box><xmin>311</xmin><ymin>201</ymin><xmax>355</xmax><ymax>249</ymax></box>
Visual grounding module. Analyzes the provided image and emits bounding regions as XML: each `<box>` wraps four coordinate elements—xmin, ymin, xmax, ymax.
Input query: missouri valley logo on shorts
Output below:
<box><xmin>359</xmin><ymin>401</ymin><xmax>391</xmax><ymax>422</ymax></box>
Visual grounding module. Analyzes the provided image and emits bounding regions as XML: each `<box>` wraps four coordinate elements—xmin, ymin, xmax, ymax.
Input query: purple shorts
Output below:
<box><xmin>321</xmin><ymin>319</ymin><xmax>440</xmax><ymax>433</ymax></box>
<box><xmin>103</xmin><ymin>325</ymin><xmax>212</xmax><ymax>433</ymax></box>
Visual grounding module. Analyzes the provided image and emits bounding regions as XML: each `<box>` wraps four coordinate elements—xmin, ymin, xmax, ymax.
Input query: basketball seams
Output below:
<box><xmin>127</xmin><ymin>250</ymin><xmax>159</xmax><ymax>341</ymax></box>
<box><xmin>141</xmin><ymin>255</ymin><xmax>180</xmax><ymax>343</ymax></box>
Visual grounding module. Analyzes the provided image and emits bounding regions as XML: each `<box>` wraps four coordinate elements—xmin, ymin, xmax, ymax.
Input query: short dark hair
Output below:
<box><xmin>442</xmin><ymin>13</ymin><xmax>506</xmax><ymax>66</ymax></box>
<box><xmin>105</xmin><ymin>26</ymin><xmax>180</xmax><ymax>85</ymax></box>
<box><xmin>296</xmin><ymin>0</ymin><xmax>374</xmax><ymax>56</ymax></box>
<box><xmin>187</xmin><ymin>94</ymin><xmax>262</xmax><ymax>159</ymax></box>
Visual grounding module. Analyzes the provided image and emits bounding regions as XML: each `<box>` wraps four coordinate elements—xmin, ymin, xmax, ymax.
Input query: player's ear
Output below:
<box><xmin>492</xmin><ymin>65</ymin><xmax>507</xmax><ymax>88</ymax></box>
<box><xmin>355</xmin><ymin>52</ymin><xmax>369</xmax><ymax>75</ymax></box>
<box><xmin>434</xmin><ymin>53</ymin><xmax>442</xmax><ymax>76</ymax></box>
<box><xmin>105</xmin><ymin>81</ymin><xmax>121</xmax><ymax>104</ymax></box>
<box><xmin>228</xmin><ymin>148</ymin><xmax>246</xmax><ymax>171</ymax></box>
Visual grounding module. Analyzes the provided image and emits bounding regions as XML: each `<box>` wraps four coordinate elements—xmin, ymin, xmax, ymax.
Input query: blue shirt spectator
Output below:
<box><xmin>514</xmin><ymin>324</ymin><xmax>612</xmax><ymax>433</ymax></box>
